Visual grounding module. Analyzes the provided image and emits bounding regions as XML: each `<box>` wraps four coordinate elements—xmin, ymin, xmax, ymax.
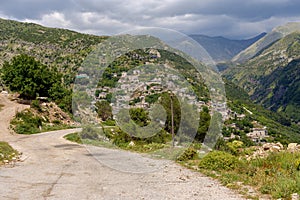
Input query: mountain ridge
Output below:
<box><xmin>232</xmin><ymin>22</ymin><xmax>300</xmax><ymax>63</ymax></box>
<box><xmin>224</xmin><ymin>30</ymin><xmax>300</xmax><ymax>122</ymax></box>
<box><xmin>190</xmin><ymin>33</ymin><xmax>266</xmax><ymax>62</ymax></box>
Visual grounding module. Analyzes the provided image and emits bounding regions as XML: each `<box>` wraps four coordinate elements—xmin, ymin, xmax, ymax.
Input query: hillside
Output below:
<box><xmin>190</xmin><ymin>33</ymin><xmax>266</xmax><ymax>62</ymax></box>
<box><xmin>0</xmin><ymin>18</ymin><xmax>107</xmax><ymax>85</ymax></box>
<box><xmin>224</xmin><ymin>31</ymin><xmax>300</xmax><ymax>122</ymax></box>
<box><xmin>233</xmin><ymin>22</ymin><xmax>300</xmax><ymax>63</ymax></box>
<box><xmin>1</xmin><ymin>18</ymin><xmax>299</xmax><ymax>143</ymax></box>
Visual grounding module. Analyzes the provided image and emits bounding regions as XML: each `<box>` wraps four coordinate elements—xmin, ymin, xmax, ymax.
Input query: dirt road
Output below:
<box><xmin>0</xmin><ymin>94</ymin><xmax>244</xmax><ymax>200</ymax></box>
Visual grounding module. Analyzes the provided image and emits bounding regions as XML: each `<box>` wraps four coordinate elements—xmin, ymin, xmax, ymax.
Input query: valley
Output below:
<box><xmin>0</xmin><ymin>18</ymin><xmax>300</xmax><ymax>199</ymax></box>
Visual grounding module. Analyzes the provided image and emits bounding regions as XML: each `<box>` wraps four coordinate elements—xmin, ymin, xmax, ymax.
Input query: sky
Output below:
<box><xmin>0</xmin><ymin>0</ymin><xmax>300</xmax><ymax>39</ymax></box>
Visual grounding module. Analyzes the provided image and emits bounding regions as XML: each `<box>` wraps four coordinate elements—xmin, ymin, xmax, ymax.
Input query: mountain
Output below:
<box><xmin>0</xmin><ymin>18</ymin><xmax>107</xmax><ymax>79</ymax></box>
<box><xmin>224</xmin><ymin>31</ymin><xmax>300</xmax><ymax>122</ymax></box>
<box><xmin>0</xmin><ymin>18</ymin><xmax>299</xmax><ymax>143</ymax></box>
<box><xmin>190</xmin><ymin>33</ymin><xmax>266</xmax><ymax>62</ymax></box>
<box><xmin>233</xmin><ymin>22</ymin><xmax>300</xmax><ymax>63</ymax></box>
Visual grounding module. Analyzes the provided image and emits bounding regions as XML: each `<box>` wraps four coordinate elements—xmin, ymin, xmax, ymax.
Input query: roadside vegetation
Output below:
<box><xmin>177</xmin><ymin>141</ymin><xmax>300</xmax><ymax>200</ymax></box>
<box><xmin>10</xmin><ymin>100</ymin><xmax>73</xmax><ymax>135</ymax></box>
<box><xmin>1</xmin><ymin>20</ymin><xmax>300</xmax><ymax>199</ymax></box>
<box><xmin>1</xmin><ymin>54</ymin><xmax>72</xmax><ymax>112</ymax></box>
<box><xmin>0</xmin><ymin>141</ymin><xmax>18</xmax><ymax>165</ymax></box>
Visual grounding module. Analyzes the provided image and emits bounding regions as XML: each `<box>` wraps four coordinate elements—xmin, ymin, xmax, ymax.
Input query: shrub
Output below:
<box><xmin>227</xmin><ymin>140</ymin><xmax>244</xmax><ymax>155</ymax></box>
<box><xmin>80</xmin><ymin>126</ymin><xmax>101</xmax><ymax>140</ymax></box>
<box><xmin>0</xmin><ymin>141</ymin><xmax>18</xmax><ymax>162</ymax></box>
<box><xmin>30</xmin><ymin>100</ymin><xmax>42</xmax><ymax>112</ymax></box>
<box><xmin>199</xmin><ymin>151</ymin><xmax>240</xmax><ymax>171</ymax></box>
<box><xmin>52</xmin><ymin>120</ymin><xmax>61</xmax><ymax>125</ymax></box>
<box><xmin>101</xmin><ymin>119</ymin><xmax>116</xmax><ymax>126</ymax></box>
<box><xmin>176</xmin><ymin>148</ymin><xmax>198</xmax><ymax>161</ymax></box>
<box><xmin>12</xmin><ymin>111</ymin><xmax>43</xmax><ymax>134</ymax></box>
<box><xmin>295</xmin><ymin>158</ymin><xmax>300</xmax><ymax>171</ymax></box>
<box><xmin>64</xmin><ymin>133</ymin><xmax>82</xmax><ymax>144</ymax></box>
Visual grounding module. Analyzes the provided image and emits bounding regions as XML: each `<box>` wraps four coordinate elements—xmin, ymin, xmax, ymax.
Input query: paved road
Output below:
<box><xmin>0</xmin><ymin>94</ymin><xmax>244</xmax><ymax>200</ymax></box>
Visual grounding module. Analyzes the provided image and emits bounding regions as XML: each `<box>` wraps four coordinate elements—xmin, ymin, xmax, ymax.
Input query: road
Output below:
<box><xmin>0</xmin><ymin>94</ymin><xmax>244</xmax><ymax>200</ymax></box>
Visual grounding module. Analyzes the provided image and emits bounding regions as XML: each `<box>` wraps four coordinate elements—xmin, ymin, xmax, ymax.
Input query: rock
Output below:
<box><xmin>291</xmin><ymin>193</ymin><xmax>299</xmax><ymax>200</ymax></box>
<box><xmin>270</xmin><ymin>146</ymin><xmax>281</xmax><ymax>152</ymax></box>
<box><xmin>248</xmin><ymin>142</ymin><xmax>284</xmax><ymax>160</ymax></box>
<box><xmin>287</xmin><ymin>143</ymin><xmax>299</xmax><ymax>152</ymax></box>
<box><xmin>275</xmin><ymin>142</ymin><xmax>284</xmax><ymax>150</ymax></box>
<box><xmin>263</xmin><ymin>143</ymin><xmax>272</xmax><ymax>151</ymax></box>
<box><xmin>128</xmin><ymin>141</ymin><xmax>135</xmax><ymax>147</ymax></box>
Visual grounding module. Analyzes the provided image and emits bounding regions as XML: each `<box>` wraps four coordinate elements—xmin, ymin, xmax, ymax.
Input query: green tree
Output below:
<box><xmin>159</xmin><ymin>92</ymin><xmax>181</xmax><ymax>134</ymax></box>
<box><xmin>195</xmin><ymin>106</ymin><xmax>211</xmax><ymax>142</ymax></box>
<box><xmin>1</xmin><ymin>54</ymin><xmax>58</xmax><ymax>99</ymax></box>
<box><xmin>129</xmin><ymin>108</ymin><xmax>150</xmax><ymax>127</ymax></box>
<box><xmin>95</xmin><ymin>101</ymin><xmax>112</xmax><ymax>121</ymax></box>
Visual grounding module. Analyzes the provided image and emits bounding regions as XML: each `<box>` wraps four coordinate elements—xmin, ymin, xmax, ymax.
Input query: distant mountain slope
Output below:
<box><xmin>224</xmin><ymin>31</ymin><xmax>300</xmax><ymax>122</ymax></box>
<box><xmin>233</xmin><ymin>22</ymin><xmax>300</xmax><ymax>63</ymax></box>
<box><xmin>190</xmin><ymin>33</ymin><xmax>266</xmax><ymax>62</ymax></box>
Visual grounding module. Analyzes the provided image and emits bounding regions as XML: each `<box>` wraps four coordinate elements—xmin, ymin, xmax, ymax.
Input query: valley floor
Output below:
<box><xmin>0</xmin><ymin>94</ymin><xmax>244</xmax><ymax>200</ymax></box>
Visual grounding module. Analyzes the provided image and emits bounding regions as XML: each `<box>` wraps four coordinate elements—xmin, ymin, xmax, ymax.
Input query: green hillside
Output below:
<box><xmin>233</xmin><ymin>22</ymin><xmax>300</xmax><ymax>63</ymax></box>
<box><xmin>1</xmin><ymin>18</ymin><xmax>299</xmax><ymax>143</ymax></box>
<box><xmin>0</xmin><ymin>18</ymin><xmax>107</xmax><ymax>81</ymax></box>
<box><xmin>225</xmin><ymin>31</ymin><xmax>300</xmax><ymax>122</ymax></box>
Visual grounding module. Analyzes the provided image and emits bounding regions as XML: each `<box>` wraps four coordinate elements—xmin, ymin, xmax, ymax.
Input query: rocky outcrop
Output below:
<box><xmin>246</xmin><ymin>142</ymin><xmax>300</xmax><ymax>160</ymax></box>
<box><xmin>287</xmin><ymin>143</ymin><xmax>300</xmax><ymax>153</ymax></box>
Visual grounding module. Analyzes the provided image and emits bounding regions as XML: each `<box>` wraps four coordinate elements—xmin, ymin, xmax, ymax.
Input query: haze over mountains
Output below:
<box><xmin>190</xmin><ymin>33</ymin><xmax>266</xmax><ymax>62</ymax></box>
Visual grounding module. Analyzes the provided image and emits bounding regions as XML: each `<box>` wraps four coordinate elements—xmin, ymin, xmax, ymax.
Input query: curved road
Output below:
<box><xmin>0</xmin><ymin>94</ymin><xmax>244</xmax><ymax>200</ymax></box>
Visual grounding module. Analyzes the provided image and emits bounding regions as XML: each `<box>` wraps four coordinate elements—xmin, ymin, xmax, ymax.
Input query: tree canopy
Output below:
<box><xmin>1</xmin><ymin>54</ymin><xmax>60</xmax><ymax>99</ymax></box>
<box><xmin>1</xmin><ymin>54</ymin><xmax>72</xmax><ymax>112</ymax></box>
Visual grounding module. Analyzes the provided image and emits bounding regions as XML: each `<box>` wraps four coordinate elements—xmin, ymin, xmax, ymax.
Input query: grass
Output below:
<box><xmin>0</xmin><ymin>141</ymin><xmax>18</xmax><ymax>165</ymax></box>
<box><xmin>63</xmin><ymin>132</ymin><xmax>83</xmax><ymax>144</ymax></box>
<box><xmin>10</xmin><ymin>110</ymin><xmax>74</xmax><ymax>134</ymax></box>
<box><xmin>64</xmin><ymin>131</ymin><xmax>169</xmax><ymax>153</ymax></box>
<box><xmin>182</xmin><ymin>150</ymin><xmax>300</xmax><ymax>199</ymax></box>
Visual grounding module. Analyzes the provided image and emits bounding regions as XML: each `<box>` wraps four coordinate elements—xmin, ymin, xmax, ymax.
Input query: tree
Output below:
<box><xmin>195</xmin><ymin>106</ymin><xmax>211</xmax><ymax>142</ymax></box>
<box><xmin>1</xmin><ymin>54</ymin><xmax>58</xmax><ymax>99</ymax></box>
<box><xmin>159</xmin><ymin>92</ymin><xmax>181</xmax><ymax>134</ymax></box>
<box><xmin>95</xmin><ymin>101</ymin><xmax>112</xmax><ymax>121</ymax></box>
<box><xmin>1</xmin><ymin>54</ymin><xmax>72</xmax><ymax>112</ymax></box>
<box><xmin>129</xmin><ymin>108</ymin><xmax>150</xmax><ymax>127</ymax></box>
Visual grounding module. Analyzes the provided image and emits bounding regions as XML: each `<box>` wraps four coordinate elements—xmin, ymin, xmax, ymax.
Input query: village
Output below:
<box><xmin>78</xmin><ymin>70</ymin><xmax>268</xmax><ymax>145</ymax></box>
<box><xmin>74</xmin><ymin>48</ymin><xmax>269</xmax><ymax>145</ymax></box>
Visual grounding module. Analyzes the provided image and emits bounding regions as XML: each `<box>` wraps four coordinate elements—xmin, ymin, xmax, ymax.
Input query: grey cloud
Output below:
<box><xmin>0</xmin><ymin>0</ymin><xmax>71</xmax><ymax>18</ymax></box>
<box><xmin>0</xmin><ymin>0</ymin><xmax>300</xmax><ymax>38</ymax></box>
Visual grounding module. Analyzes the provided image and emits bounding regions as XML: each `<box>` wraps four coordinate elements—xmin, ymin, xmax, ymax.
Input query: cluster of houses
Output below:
<box><xmin>224</xmin><ymin>109</ymin><xmax>269</xmax><ymax>143</ymax></box>
<box><xmin>75</xmin><ymin>47</ymin><xmax>269</xmax><ymax>144</ymax></box>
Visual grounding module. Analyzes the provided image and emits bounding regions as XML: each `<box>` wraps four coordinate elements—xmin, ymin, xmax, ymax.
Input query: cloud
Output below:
<box><xmin>24</xmin><ymin>12</ymin><xmax>71</xmax><ymax>28</ymax></box>
<box><xmin>1</xmin><ymin>0</ymin><xmax>300</xmax><ymax>38</ymax></box>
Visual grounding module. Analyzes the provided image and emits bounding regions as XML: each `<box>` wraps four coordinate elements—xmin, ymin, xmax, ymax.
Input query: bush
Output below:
<box><xmin>227</xmin><ymin>140</ymin><xmax>244</xmax><ymax>155</ymax></box>
<box><xmin>199</xmin><ymin>151</ymin><xmax>240</xmax><ymax>171</ymax></box>
<box><xmin>0</xmin><ymin>141</ymin><xmax>18</xmax><ymax>163</ymax></box>
<box><xmin>30</xmin><ymin>100</ymin><xmax>42</xmax><ymax>112</ymax></box>
<box><xmin>176</xmin><ymin>148</ymin><xmax>198</xmax><ymax>161</ymax></box>
<box><xmin>80</xmin><ymin>126</ymin><xmax>101</xmax><ymax>140</ymax></box>
<box><xmin>101</xmin><ymin>119</ymin><xmax>116</xmax><ymax>126</ymax></box>
<box><xmin>12</xmin><ymin>111</ymin><xmax>43</xmax><ymax>134</ymax></box>
<box><xmin>1</xmin><ymin>54</ymin><xmax>61</xmax><ymax>99</ymax></box>
<box><xmin>64</xmin><ymin>133</ymin><xmax>82</xmax><ymax>144</ymax></box>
